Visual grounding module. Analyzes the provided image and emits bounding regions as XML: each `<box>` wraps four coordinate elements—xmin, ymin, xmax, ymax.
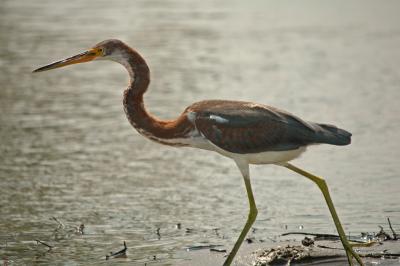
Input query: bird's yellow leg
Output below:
<box><xmin>284</xmin><ymin>163</ymin><xmax>364</xmax><ymax>266</ymax></box>
<box><xmin>223</xmin><ymin>161</ymin><xmax>258</xmax><ymax>266</ymax></box>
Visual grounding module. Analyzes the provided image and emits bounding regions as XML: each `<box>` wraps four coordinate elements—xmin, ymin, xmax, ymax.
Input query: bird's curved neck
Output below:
<box><xmin>121</xmin><ymin>47</ymin><xmax>192</xmax><ymax>145</ymax></box>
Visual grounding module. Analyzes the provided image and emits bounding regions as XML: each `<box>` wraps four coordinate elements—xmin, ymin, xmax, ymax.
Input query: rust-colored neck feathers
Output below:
<box><xmin>121</xmin><ymin>46</ymin><xmax>193</xmax><ymax>145</ymax></box>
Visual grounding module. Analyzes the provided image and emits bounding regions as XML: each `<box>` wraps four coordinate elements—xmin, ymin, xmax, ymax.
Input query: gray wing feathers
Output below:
<box><xmin>189</xmin><ymin>100</ymin><xmax>351</xmax><ymax>154</ymax></box>
<box><xmin>311</xmin><ymin>123</ymin><xmax>352</xmax><ymax>145</ymax></box>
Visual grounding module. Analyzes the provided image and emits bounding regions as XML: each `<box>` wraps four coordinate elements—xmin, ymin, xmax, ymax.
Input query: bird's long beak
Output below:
<box><xmin>33</xmin><ymin>48</ymin><xmax>101</xmax><ymax>73</ymax></box>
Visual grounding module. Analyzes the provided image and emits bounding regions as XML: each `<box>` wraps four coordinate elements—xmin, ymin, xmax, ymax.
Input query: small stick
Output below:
<box><xmin>317</xmin><ymin>244</ymin><xmax>343</xmax><ymax>250</ymax></box>
<box><xmin>282</xmin><ymin>232</ymin><xmax>365</xmax><ymax>243</ymax></box>
<box><xmin>360</xmin><ymin>252</ymin><xmax>400</xmax><ymax>259</ymax></box>
<box><xmin>282</xmin><ymin>232</ymin><xmax>339</xmax><ymax>239</ymax></box>
<box><xmin>186</xmin><ymin>244</ymin><xmax>223</xmax><ymax>251</ymax></box>
<box><xmin>51</xmin><ymin>217</ymin><xmax>64</xmax><ymax>228</ymax></box>
<box><xmin>210</xmin><ymin>248</ymin><xmax>227</xmax><ymax>253</ymax></box>
<box><xmin>377</xmin><ymin>225</ymin><xmax>392</xmax><ymax>240</ymax></box>
<box><xmin>35</xmin><ymin>239</ymin><xmax>53</xmax><ymax>249</ymax></box>
<box><xmin>156</xmin><ymin>228</ymin><xmax>161</xmax><ymax>240</ymax></box>
<box><xmin>75</xmin><ymin>224</ymin><xmax>85</xmax><ymax>234</ymax></box>
<box><xmin>106</xmin><ymin>241</ymin><xmax>127</xmax><ymax>260</ymax></box>
<box><xmin>387</xmin><ymin>217</ymin><xmax>398</xmax><ymax>240</ymax></box>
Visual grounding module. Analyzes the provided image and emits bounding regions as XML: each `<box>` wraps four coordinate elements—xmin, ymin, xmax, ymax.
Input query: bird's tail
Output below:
<box><xmin>313</xmin><ymin>123</ymin><xmax>352</xmax><ymax>146</ymax></box>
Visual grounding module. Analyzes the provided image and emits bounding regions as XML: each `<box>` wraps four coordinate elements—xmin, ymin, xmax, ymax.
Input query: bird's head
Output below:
<box><xmin>33</xmin><ymin>39</ymin><xmax>129</xmax><ymax>73</ymax></box>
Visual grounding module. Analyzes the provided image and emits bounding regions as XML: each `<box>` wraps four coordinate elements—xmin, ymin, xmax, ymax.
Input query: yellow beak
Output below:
<box><xmin>33</xmin><ymin>48</ymin><xmax>101</xmax><ymax>73</ymax></box>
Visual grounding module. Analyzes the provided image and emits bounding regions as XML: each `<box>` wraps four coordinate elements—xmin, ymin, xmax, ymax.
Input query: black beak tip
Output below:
<box><xmin>32</xmin><ymin>66</ymin><xmax>48</xmax><ymax>73</ymax></box>
<box><xmin>32</xmin><ymin>67</ymin><xmax>43</xmax><ymax>73</ymax></box>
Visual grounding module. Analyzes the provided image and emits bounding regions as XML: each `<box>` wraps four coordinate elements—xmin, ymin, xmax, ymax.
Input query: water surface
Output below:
<box><xmin>1</xmin><ymin>0</ymin><xmax>400</xmax><ymax>264</ymax></box>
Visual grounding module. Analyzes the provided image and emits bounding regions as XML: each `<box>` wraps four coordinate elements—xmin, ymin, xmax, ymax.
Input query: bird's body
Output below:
<box><xmin>126</xmin><ymin>97</ymin><xmax>349</xmax><ymax>164</ymax></box>
<box><xmin>126</xmin><ymin>98</ymin><xmax>312</xmax><ymax>163</ymax></box>
<box><xmin>33</xmin><ymin>39</ymin><xmax>364</xmax><ymax>266</ymax></box>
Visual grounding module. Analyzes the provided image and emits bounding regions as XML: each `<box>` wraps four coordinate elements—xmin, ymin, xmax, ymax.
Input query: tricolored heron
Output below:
<box><xmin>33</xmin><ymin>39</ymin><xmax>364</xmax><ymax>266</ymax></box>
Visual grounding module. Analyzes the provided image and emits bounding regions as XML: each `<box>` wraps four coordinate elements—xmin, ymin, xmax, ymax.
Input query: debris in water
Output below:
<box><xmin>213</xmin><ymin>228</ymin><xmax>220</xmax><ymax>237</ymax></box>
<box><xmin>156</xmin><ymin>227</ymin><xmax>161</xmax><ymax>240</ymax></box>
<box><xmin>254</xmin><ymin>245</ymin><xmax>311</xmax><ymax>265</ymax></box>
<box><xmin>360</xmin><ymin>252</ymin><xmax>400</xmax><ymax>259</ymax></box>
<box><xmin>315</xmin><ymin>244</ymin><xmax>342</xmax><ymax>250</ymax></box>
<box><xmin>376</xmin><ymin>226</ymin><xmax>393</xmax><ymax>241</ymax></box>
<box><xmin>185</xmin><ymin>244</ymin><xmax>223</xmax><ymax>251</ymax></box>
<box><xmin>246</xmin><ymin>237</ymin><xmax>255</xmax><ymax>244</ymax></box>
<box><xmin>75</xmin><ymin>224</ymin><xmax>84</xmax><ymax>234</ymax></box>
<box><xmin>387</xmin><ymin>217</ymin><xmax>398</xmax><ymax>240</ymax></box>
<box><xmin>106</xmin><ymin>241</ymin><xmax>127</xmax><ymax>260</ymax></box>
<box><xmin>210</xmin><ymin>247</ymin><xmax>226</xmax><ymax>253</ymax></box>
<box><xmin>282</xmin><ymin>232</ymin><xmax>340</xmax><ymax>241</ymax></box>
<box><xmin>301</xmin><ymin>237</ymin><xmax>314</xmax><ymax>247</ymax></box>
<box><xmin>51</xmin><ymin>217</ymin><xmax>64</xmax><ymax>229</ymax></box>
<box><xmin>35</xmin><ymin>239</ymin><xmax>53</xmax><ymax>250</ymax></box>
<box><xmin>175</xmin><ymin>223</ymin><xmax>181</xmax><ymax>229</ymax></box>
<box><xmin>185</xmin><ymin>228</ymin><xmax>194</xmax><ymax>233</ymax></box>
<box><xmin>360</xmin><ymin>232</ymin><xmax>375</xmax><ymax>242</ymax></box>
<box><xmin>256</xmin><ymin>219</ymin><xmax>400</xmax><ymax>265</ymax></box>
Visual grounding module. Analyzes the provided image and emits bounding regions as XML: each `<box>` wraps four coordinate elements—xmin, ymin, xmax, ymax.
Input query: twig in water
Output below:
<box><xmin>75</xmin><ymin>224</ymin><xmax>84</xmax><ymax>234</ymax></box>
<box><xmin>317</xmin><ymin>244</ymin><xmax>343</xmax><ymax>250</ymax></box>
<box><xmin>282</xmin><ymin>232</ymin><xmax>365</xmax><ymax>243</ymax></box>
<box><xmin>156</xmin><ymin>228</ymin><xmax>161</xmax><ymax>240</ymax></box>
<box><xmin>35</xmin><ymin>239</ymin><xmax>53</xmax><ymax>249</ymax></box>
<box><xmin>282</xmin><ymin>232</ymin><xmax>339</xmax><ymax>240</ymax></box>
<box><xmin>376</xmin><ymin>226</ymin><xmax>392</xmax><ymax>241</ymax></box>
<box><xmin>301</xmin><ymin>237</ymin><xmax>314</xmax><ymax>247</ymax></box>
<box><xmin>106</xmin><ymin>241</ymin><xmax>127</xmax><ymax>260</ymax></box>
<box><xmin>186</xmin><ymin>244</ymin><xmax>223</xmax><ymax>251</ymax></box>
<box><xmin>210</xmin><ymin>247</ymin><xmax>227</xmax><ymax>253</ymax></box>
<box><xmin>51</xmin><ymin>217</ymin><xmax>64</xmax><ymax>229</ymax></box>
<box><xmin>360</xmin><ymin>252</ymin><xmax>400</xmax><ymax>259</ymax></box>
<box><xmin>387</xmin><ymin>217</ymin><xmax>398</xmax><ymax>240</ymax></box>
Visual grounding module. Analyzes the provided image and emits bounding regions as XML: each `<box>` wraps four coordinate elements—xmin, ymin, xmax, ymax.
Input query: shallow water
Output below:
<box><xmin>1</xmin><ymin>0</ymin><xmax>400</xmax><ymax>264</ymax></box>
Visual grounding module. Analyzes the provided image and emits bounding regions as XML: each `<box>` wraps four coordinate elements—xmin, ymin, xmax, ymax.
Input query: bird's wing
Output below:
<box><xmin>188</xmin><ymin>100</ymin><xmax>318</xmax><ymax>154</ymax></box>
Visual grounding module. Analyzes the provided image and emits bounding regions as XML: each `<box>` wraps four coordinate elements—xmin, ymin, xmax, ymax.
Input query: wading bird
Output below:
<box><xmin>33</xmin><ymin>39</ymin><xmax>364</xmax><ymax>266</ymax></box>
